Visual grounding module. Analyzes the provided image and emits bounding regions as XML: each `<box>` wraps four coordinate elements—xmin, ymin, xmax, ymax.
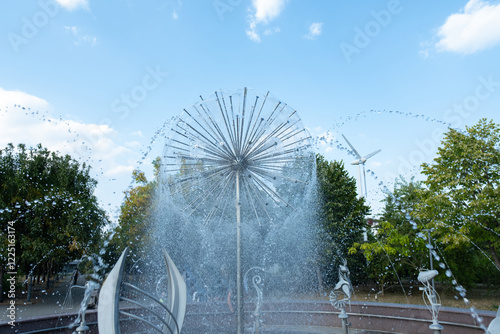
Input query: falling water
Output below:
<box><xmin>151</xmin><ymin>88</ymin><xmax>319</xmax><ymax>298</ymax></box>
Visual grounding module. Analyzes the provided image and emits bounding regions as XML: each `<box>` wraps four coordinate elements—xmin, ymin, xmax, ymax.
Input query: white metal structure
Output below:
<box><xmin>488</xmin><ymin>306</ymin><xmax>500</xmax><ymax>334</ymax></box>
<box><xmin>98</xmin><ymin>248</ymin><xmax>187</xmax><ymax>334</ymax></box>
<box><xmin>341</xmin><ymin>134</ymin><xmax>381</xmax><ymax>199</ymax></box>
<box><xmin>161</xmin><ymin>87</ymin><xmax>315</xmax><ymax>334</ymax></box>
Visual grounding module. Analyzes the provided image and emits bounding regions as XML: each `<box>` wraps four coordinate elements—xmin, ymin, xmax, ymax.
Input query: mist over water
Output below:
<box><xmin>149</xmin><ymin>178</ymin><xmax>319</xmax><ymax>302</ymax></box>
<box><xmin>145</xmin><ymin>88</ymin><xmax>321</xmax><ymax>303</ymax></box>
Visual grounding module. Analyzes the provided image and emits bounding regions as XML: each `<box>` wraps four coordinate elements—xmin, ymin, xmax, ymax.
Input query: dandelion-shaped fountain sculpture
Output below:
<box><xmin>160</xmin><ymin>87</ymin><xmax>315</xmax><ymax>333</ymax></box>
<box><xmin>418</xmin><ymin>269</ymin><xmax>443</xmax><ymax>334</ymax></box>
<box><xmin>329</xmin><ymin>260</ymin><xmax>353</xmax><ymax>334</ymax></box>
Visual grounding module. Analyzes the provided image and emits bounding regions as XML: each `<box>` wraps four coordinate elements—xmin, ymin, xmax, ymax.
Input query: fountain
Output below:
<box><xmin>77</xmin><ymin>87</ymin><xmax>317</xmax><ymax>334</ymax></box>
<box><xmin>1</xmin><ymin>92</ymin><xmax>499</xmax><ymax>334</ymax></box>
<box><xmin>154</xmin><ymin>87</ymin><xmax>318</xmax><ymax>333</ymax></box>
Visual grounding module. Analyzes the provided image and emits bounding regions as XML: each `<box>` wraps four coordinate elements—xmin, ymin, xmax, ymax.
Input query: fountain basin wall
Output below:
<box><xmin>1</xmin><ymin>311</ymin><xmax>97</xmax><ymax>333</ymax></box>
<box><xmin>4</xmin><ymin>301</ymin><xmax>495</xmax><ymax>333</ymax></box>
<box><xmin>182</xmin><ymin>300</ymin><xmax>495</xmax><ymax>334</ymax></box>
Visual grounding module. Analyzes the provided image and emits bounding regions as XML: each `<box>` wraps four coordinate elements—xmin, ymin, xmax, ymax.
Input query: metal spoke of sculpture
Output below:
<box><xmin>97</xmin><ymin>247</ymin><xmax>187</xmax><ymax>334</ymax></box>
<box><xmin>161</xmin><ymin>87</ymin><xmax>314</xmax><ymax>226</ymax></box>
<box><xmin>329</xmin><ymin>260</ymin><xmax>353</xmax><ymax>334</ymax></box>
<box><xmin>161</xmin><ymin>87</ymin><xmax>315</xmax><ymax>334</ymax></box>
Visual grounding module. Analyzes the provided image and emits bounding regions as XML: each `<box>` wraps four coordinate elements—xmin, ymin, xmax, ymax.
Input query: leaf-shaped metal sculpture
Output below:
<box><xmin>98</xmin><ymin>247</ymin><xmax>129</xmax><ymax>334</ymax></box>
<box><xmin>163</xmin><ymin>249</ymin><xmax>187</xmax><ymax>333</ymax></box>
<box><xmin>98</xmin><ymin>247</ymin><xmax>187</xmax><ymax>334</ymax></box>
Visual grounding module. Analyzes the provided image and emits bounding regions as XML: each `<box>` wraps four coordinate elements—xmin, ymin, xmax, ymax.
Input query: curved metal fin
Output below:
<box><xmin>98</xmin><ymin>247</ymin><xmax>129</xmax><ymax>334</ymax></box>
<box><xmin>487</xmin><ymin>306</ymin><xmax>500</xmax><ymax>334</ymax></box>
<box><xmin>162</xmin><ymin>249</ymin><xmax>187</xmax><ymax>334</ymax></box>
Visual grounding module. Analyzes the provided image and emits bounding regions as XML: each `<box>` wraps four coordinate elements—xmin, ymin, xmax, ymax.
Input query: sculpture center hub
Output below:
<box><xmin>233</xmin><ymin>157</ymin><xmax>250</xmax><ymax>171</ymax></box>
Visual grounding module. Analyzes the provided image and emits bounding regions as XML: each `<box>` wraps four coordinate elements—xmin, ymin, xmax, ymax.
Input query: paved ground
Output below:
<box><xmin>1</xmin><ymin>273</ymin><xmax>89</xmax><ymax>324</ymax></box>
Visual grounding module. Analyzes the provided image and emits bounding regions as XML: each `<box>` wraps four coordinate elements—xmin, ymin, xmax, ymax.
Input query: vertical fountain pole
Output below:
<box><xmin>236</xmin><ymin>171</ymin><xmax>243</xmax><ymax>334</ymax></box>
<box><xmin>425</xmin><ymin>230</ymin><xmax>436</xmax><ymax>292</ymax></box>
<box><xmin>26</xmin><ymin>275</ymin><xmax>32</xmax><ymax>303</ymax></box>
<box><xmin>340</xmin><ymin>310</ymin><xmax>349</xmax><ymax>334</ymax></box>
<box><xmin>163</xmin><ymin>88</ymin><xmax>315</xmax><ymax>334</ymax></box>
<box><xmin>425</xmin><ymin>229</ymin><xmax>436</xmax><ymax>309</ymax></box>
<box><xmin>423</xmin><ymin>229</ymin><xmax>443</xmax><ymax>334</ymax></box>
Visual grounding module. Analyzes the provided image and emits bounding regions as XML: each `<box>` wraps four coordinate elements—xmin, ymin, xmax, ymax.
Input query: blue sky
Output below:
<box><xmin>1</xmin><ymin>0</ymin><xmax>500</xmax><ymax>222</ymax></box>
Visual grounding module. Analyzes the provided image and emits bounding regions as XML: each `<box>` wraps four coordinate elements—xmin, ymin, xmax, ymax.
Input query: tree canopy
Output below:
<box><xmin>104</xmin><ymin>158</ymin><xmax>160</xmax><ymax>266</ymax></box>
<box><xmin>315</xmin><ymin>154</ymin><xmax>370</xmax><ymax>286</ymax></box>
<box><xmin>350</xmin><ymin>119</ymin><xmax>500</xmax><ymax>290</ymax></box>
<box><xmin>419</xmin><ymin>118</ymin><xmax>500</xmax><ymax>270</ymax></box>
<box><xmin>349</xmin><ymin>179</ymin><xmax>429</xmax><ymax>291</ymax></box>
<box><xmin>0</xmin><ymin>143</ymin><xmax>108</xmax><ymax>279</ymax></box>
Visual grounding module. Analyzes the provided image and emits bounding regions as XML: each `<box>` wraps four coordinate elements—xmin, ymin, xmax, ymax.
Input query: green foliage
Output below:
<box><xmin>419</xmin><ymin>119</ymin><xmax>500</xmax><ymax>271</ymax></box>
<box><xmin>350</xmin><ymin>119</ymin><xmax>500</xmax><ymax>290</ymax></box>
<box><xmin>0</xmin><ymin>143</ymin><xmax>107</xmax><ymax>276</ymax></box>
<box><xmin>349</xmin><ymin>179</ymin><xmax>429</xmax><ymax>290</ymax></box>
<box><xmin>105</xmin><ymin>158</ymin><xmax>160</xmax><ymax>265</ymax></box>
<box><xmin>315</xmin><ymin>154</ymin><xmax>370</xmax><ymax>286</ymax></box>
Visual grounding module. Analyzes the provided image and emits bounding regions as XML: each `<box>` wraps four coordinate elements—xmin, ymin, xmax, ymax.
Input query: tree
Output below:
<box><xmin>0</xmin><ymin>143</ymin><xmax>107</xmax><ymax>296</ymax></box>
<box><xmin>315</xmin><ymin>154</ymin><xmax>370</xmax><ymax>287</ymax></box>
<box><xmin>105</xmin><ymin>158</ymin><xmax>160</xmax><ymax>265</ymax></box>
<box><xmin>349</xmin><ymin>178</ymin><xmax>429</xmax><ymax>292</ymax></box>
<box><xmin>419</xmin><ymin>119</ymin><xmax>500</xmax><ymax>271</ymax></box>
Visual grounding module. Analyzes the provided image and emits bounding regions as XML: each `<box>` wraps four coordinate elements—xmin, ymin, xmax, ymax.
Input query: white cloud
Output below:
<box><xmin>80</xmin><ymin>35</ymin><xmax>98</xmax><ymax>47</ymax></box>
<box><xmin>55</xmin><ymin>0</ymin><xmax>89</xmax><ymax>11</ymax></box>
<box><xmin>314</xmin><ymin>131</ymin><xmax>337</xmax><ymax>154</ymax></box>
<box><xmin>105</xmin><ymin>164</ymin><xmax>134</xmax><ymax>177</ymax></box>
<box><xmin>246</xmin><ymin>0</ymin><xmax>287</xmax><ymax>42</ymax></box>
<box><xmin>246</xmin><ymin>24</ymin><xmax>261</xmax><ymax>43</ymax></box>
<box><xmin>64</xmin><ymin>26</ymin><xmax>98</xmax><ymax>47</ymax></box>
<box><xmin>172</xmin><ymin>10</ymin><xmax>179</xmax><ymax>20</ymax></box>
<box><xmin>435</xmin><ymin>0</ymin><xmax>500</xmax><ymax>54</ymax></box>
<box><xmin>252</xmin><ymin>0</ymin><xmax>286</xmax><ymax>23</ymax></box>
<box><xmin>65</xmin><ymin>26</ymin><xmax>78</xmax><ymax>35</ymax></box>
<box><xmin>304</xmin><ymin>22</ymin><xmax>323</xmax><ymax>40</ymax></box>
<box><xmin>264</xmin><ymin>27</ymin><xmax>280</xmax><ymax>36</ymax></box>
<box><xmin>0</xmin><ymin>87</ymin><xmax>50</xmax><ymax>110</ymax></box>
<box><xmin>418</xmin><ymin>41</ymin><xmax>432</xmax><ymax>59</ymax></box>
<box><xmin>0</xmin><ymin>88</ymin><xmax>140</xmax><ymax>221</ymax></box>
<box><xmin>125</xmin><ymin>140</ymin><xmax>142</xmax><ymax>148</ymax></box>
<box><xmin>0</xmin><ymin>90</ymin><xmax>133</xmax><ymax>175</ymax></box>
